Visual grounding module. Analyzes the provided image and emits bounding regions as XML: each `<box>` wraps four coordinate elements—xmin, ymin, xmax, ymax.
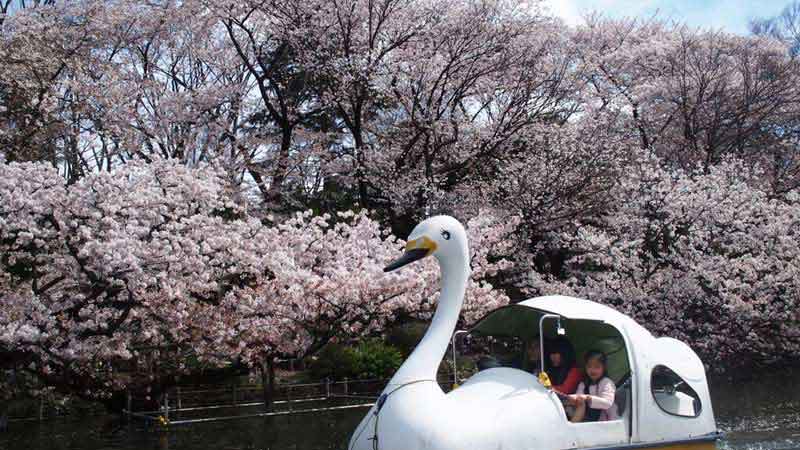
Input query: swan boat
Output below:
<box><xmin>349</xmin><ymin>215</ymin><xmax>720</xmax><ymax>450</ymax></box>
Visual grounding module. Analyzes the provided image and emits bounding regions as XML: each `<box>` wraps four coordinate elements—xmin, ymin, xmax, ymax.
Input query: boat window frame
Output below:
<box><xmin>450</xmin><ymin>329</ymin><xmax>469</xmax><ymax>387</ymax></box>
<box><xmin>650</xmin><ymin>364</ymin><xmax>703</xmax><ymax>418</ymax></box>
<box><xmin>538</xmin><ymin>314</ymin><xmax>561</xmax><ymax>375</ymax></box>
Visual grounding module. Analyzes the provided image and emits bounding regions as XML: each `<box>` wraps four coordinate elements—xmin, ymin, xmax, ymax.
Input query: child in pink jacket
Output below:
<box><xmin>567</xmin><ymin>350</ymin><xmax>618</xmax><ymax>422</ymax></box>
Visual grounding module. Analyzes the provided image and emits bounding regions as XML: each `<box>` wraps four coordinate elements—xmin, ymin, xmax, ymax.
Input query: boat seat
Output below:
<box><xmin>614</xmin><ymin>372</ymin><xmax>632</xmax><ymax>416</ymax></box>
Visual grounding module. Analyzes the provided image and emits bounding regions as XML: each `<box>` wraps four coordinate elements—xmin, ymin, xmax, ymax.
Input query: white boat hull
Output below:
<box><xmin>350</xmin><ymin>368</ymin><xmax>627</xmax><ymax>450</ymax></box>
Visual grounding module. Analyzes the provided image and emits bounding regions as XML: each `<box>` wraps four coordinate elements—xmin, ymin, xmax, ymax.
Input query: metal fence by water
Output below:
<box><xmin>123</xmin><ymin>376</ymin><xmax>457</xmax><ymax>425</ymax></box>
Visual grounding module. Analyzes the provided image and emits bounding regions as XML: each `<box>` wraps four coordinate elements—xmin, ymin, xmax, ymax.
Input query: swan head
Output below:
<box><xmin>384</xmin><ymin>215</ymin><xmax>468</xmax><ymax>272</ymax></box>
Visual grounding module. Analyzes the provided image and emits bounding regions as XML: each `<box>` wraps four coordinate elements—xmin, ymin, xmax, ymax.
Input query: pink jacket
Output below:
<box><xmin>575</xmin><ymin>377</ymin><xmax>618</xmax><ymax>421</ymax></box>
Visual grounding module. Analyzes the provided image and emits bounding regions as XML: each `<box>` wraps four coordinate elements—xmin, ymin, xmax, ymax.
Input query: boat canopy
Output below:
<box><xmin>469</xmin><ymin>296</ymin><xmax>647</xmax><ymax>384</ymax></box>
<box><xmin>469</xmin><ymin>295</ymin><xmax>717</xmax><ymax>444</ymax></box>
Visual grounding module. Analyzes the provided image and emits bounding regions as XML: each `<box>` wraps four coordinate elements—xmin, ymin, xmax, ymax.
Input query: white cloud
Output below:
<box><xmin>541</xmin><ymin>0</ymin><xmax>584</xmax><ymax>26</ymax></box>
<box><xmin>540</xmin><ymin>0</ymin><xmax>789</xmax><ymax>35</ymax></box>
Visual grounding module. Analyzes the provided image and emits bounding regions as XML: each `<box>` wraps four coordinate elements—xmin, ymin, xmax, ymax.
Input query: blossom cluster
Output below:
<box><xmin>0</xmin><ymin>160</ymin><xmax>515</xmax><ymax>396</ymax></box>
<box><xmin>525</xmin><ymin>156</ymin><xmax>800</xmax><ymax>368</ymax></box>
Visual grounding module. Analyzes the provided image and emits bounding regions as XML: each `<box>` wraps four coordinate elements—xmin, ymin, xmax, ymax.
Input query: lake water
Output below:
<box><xmin>2</xmin><ymin>370</ymin><xmax>798</xmax><ymax>450</ymax></box>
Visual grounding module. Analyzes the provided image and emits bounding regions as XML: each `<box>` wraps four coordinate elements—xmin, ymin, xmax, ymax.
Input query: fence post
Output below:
<box><xmin>325</xmin><ymin>378</ymin><xmax>331</xmax><ymax>399</ymax></box>
<box><xmin>38</xmin><ymin>396</ymin><xmax>43</xmax><ymax>421</ymax></box>
<box><xmin>176</xmin><ymin>387</ymin><xmax>182</xmax><ymax>410</ymax></box>
<box><xmin>163</xmin><ymin>391</ymin><xmax>169</xmax><ymax>421</ymax></box>
<box><xmin>287</xmin><ymin>385</ymin><xmax>292</xmax><ymax>412</ymax></box>
<box><xmin>344</xmin><ymin>377</ymin><xmax>349</xmax><ymax>395</ymax></box>
<box><xmin>232</xmin><ymin>384</ymin><xmax>237</xmax><ymax>406</ymax></box>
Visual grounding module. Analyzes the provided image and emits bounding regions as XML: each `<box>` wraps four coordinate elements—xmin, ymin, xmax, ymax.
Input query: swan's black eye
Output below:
<box><xmin>441</xmin><ymin>230</ymin><xmax>451</xmax><ymax>240</ymax></box>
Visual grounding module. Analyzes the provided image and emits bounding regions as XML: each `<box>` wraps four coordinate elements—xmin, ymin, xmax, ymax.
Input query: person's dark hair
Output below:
<box><xmin>582</xmin><ymin>349</ymin><xmax>608</xmax><ymax>386</ymax></box>
<box><xmin>477</xmin><ymin>355</ymin><xmax>501</xmax><ymax>371</ymax></box>
<box><xmin>544</xmin><ymin>337</ymin><xmax>576</xmax><ymax>386</ymax></box>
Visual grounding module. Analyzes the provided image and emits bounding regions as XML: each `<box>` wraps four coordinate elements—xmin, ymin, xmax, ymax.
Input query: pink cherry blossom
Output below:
<box><xmin>0</xmin><ymin>159</ymin><xmax>516</xmax><ymax>396</ymax></box>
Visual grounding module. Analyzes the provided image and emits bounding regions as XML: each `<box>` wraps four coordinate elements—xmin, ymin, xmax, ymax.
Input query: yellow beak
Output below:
<box><xmin>384</xmin><ymin>236</ymin><xmax>438</xmax><ymax>272</ymax></box>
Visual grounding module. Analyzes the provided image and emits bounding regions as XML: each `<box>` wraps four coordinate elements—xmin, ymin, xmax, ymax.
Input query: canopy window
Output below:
<box><xmin>470</xmin><ymin>304</ymin><xmax>631</xmax><ymax>384</ymax></box>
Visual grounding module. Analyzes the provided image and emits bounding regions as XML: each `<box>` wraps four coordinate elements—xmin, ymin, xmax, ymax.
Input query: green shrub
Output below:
<box><xmin>353</xmin><ymin>340</ymin><xmax>403</xmax><ymax>379</ymax></box>
<box><xmin>308</xmin><ymin>340</ymin><xmax>404</xmax><ymax>381</ymax></box>
<box><xmin>386</xmin><ymin>322</ymin><xmax>427</xmax><ymax>357</ymax></box>
<box><xmin>307</xmin><ymin>343</ymin><xmax>359</xmax><ymax>381</ymax></box>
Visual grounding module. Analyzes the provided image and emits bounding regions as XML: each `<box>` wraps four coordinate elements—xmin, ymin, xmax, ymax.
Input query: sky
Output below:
<box><xmin>541</xmin><ymin>0</ymin><xmax>791</xmax><ymax>34</ymax></box>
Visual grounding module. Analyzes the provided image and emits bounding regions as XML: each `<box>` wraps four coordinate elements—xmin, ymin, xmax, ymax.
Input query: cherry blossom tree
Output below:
<box><xmin>200</xmin><ymin>0</ymin><xmax>337</xmax><ymax>208</ymax></box>
<box><xmin>575</xmin><ymin>17</ymin><xmax>800</xmax><ymax>185</ymax></box>
<box><xmin>751</xmin><ymin>0</ymin><xmax>800</xmax><ymax>56</ymax></box>
<box><xmin>3</xmin><ymin>0</ymin><xmax>800</xmax><ymax>385</ymax></box>
<box><xmin>290</xmin><ymin>0</ymin><xmax>590</xmax><ymax>223</ymax></box>
<box><xmin>0</xmin><ymin>1</ymin><xmax>99</xmax><ymax>173</ymax></box>
<box><xmin>0</xmin><ymin>159</ymin><xmax>517</xmax><ymax>403</ymax></box>
<box><xmin>456</xmin><ymin>113</ymin><xmax>634</xmax><ymax>279</ymax></box>
<box><xmin>0</xmin><ymin>1</ymin><xmax>241</xmax><ymax>177</ymax></box>
<box><xmin>362</xmin><ymin>1</ymin><xmax>583</xmax><ymax>220</ymax></box>
<box><xmin>1</xmin><ymin>0</ymin><xmax>293</xmax><ymax>196</ymax></box>
<box><xmin>524</xmin><ymin>155</ymin><xmax>800</xmax><ymax>368</ymax></box>
<box><xmin>0</xmin><ymin>159</ymin><xmax>261</xmax><ymax>398</ymax></box>
<box><xmin>95</xmin><ymin>1</ymin><xmax>246</xmax><ymax>166</ymax></box>
<box><xmin>285</xmin><ymin>0</ymin><xmax>438</xmax><ymax>210</ymax></box>
<box><xmin>221</xmin><ymin>208</ymin><xmax>517</xmax><ymax>404</ymax></box>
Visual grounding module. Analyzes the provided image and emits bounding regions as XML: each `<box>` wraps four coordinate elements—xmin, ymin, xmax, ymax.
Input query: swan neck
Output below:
<box><xmin>389</xmin><ymin>254</ymin><xmax>469</xmax><ymax>385</ymax></box>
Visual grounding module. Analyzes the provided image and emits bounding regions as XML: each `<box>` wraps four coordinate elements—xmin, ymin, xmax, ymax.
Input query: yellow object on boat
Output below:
<box><xmin>538</xmin><ymin>371</ymin><xmax>552</xmax><ymax>389</ymax></box>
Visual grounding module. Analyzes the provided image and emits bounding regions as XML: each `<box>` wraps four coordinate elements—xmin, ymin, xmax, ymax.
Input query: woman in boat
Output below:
<box><xmin>544</xmin><ymin>337</ymin><xmax>581</xmax><ymax>394</ymax></box>
<box><xmin>568</xmin><ymin>350</ymin><xmax>618</xmax><ymax>422</ymax></box>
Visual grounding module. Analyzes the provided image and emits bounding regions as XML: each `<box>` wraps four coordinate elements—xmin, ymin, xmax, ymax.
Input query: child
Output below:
<box><xmin>567</xmin><ymin>350</ymin><xmax>618</xmax><ymax>422</ymax></box>
<box><xmin>545</xmin><ymin>337</ymin><xmax>582</xmax><ymax>394</ymax></box>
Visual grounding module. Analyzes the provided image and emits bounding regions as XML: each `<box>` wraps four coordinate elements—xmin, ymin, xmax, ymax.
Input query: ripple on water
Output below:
<box><xmin>719</xmin><ymin>434</ymin><xmax>800</xmax><ymax>450</ymax></box>
<box><xmin>712</xmin><ymin>371</ymin><xmax>800</xmax><ymax>450</ymax></box>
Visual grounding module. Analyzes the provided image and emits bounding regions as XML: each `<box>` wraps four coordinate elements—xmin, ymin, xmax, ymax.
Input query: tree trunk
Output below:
<box><xmin>0</xmin><ymin>408</ymin><xmax>7</xmax><ymax>432</ymax></box>
<box><xmin>350</xmin><ymin>101</ymin><xmax>369</xmax><ymax>209</ymax></box>
<box><xmin>260</xmin><ymin>358</ymin><xmax>276</xmax><ymax>411</ymax></box>
<box><xmin>266</xmin><ymin>128</ymin><xmax>293</xmax><ymax>208</ymax></box>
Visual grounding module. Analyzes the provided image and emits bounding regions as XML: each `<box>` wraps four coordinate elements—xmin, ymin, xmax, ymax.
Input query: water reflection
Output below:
<box><xmin>713</xmin><ymin>369</ymin><xmax>800</xmax><ymax>450</ymax></box>
<box><xmin>2</xmin><ymin>370</ymin><xmax>798</xmax><ymax>450</ymax></box>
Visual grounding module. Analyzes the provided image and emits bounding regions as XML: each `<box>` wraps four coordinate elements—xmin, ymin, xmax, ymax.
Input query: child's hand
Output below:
<box><xmin>566</xmin><ymin>394</ymin><xmax>578</xmax><ymax>406</ymax></box>
<box><xmin>574</xmin><ymin>395</ymin><xmax>586</xmax><ymax>406</ymax></box>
